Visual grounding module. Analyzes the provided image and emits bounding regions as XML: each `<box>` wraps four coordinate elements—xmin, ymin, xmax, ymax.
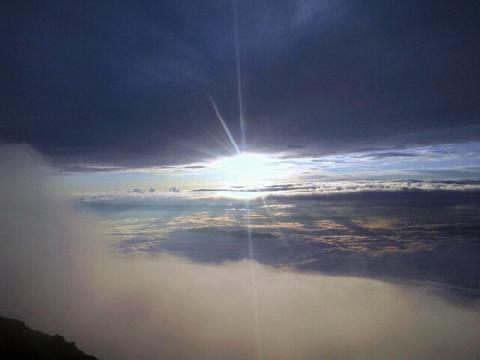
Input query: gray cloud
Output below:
<box><xmin>358</xmin><ymin>151</ymin><xmax>420</xmax><ymax>159</ymax></box>
<box><xmin>2</xmin><ymin>1</ymin><xmax>480</xmax><ymax>167</ymax></box>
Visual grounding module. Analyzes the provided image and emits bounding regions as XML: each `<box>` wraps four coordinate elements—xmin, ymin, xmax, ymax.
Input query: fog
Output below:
<box><xmin>1</xmin><ymin>144</ymin><xmax>479</xmax><ymax>360</ymax></box>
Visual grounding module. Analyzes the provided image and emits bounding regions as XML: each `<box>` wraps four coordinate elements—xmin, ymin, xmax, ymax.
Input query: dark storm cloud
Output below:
<box><xmin>2</xmin><ymin>0</ymin><xmax>480</xmax><ymax>167</ymax></box>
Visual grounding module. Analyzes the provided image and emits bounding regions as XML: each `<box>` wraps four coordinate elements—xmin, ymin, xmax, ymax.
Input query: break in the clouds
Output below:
<box><xmin>2</xmin><ymin>0</ymin><xmax>480</xmax><ymax>167</ymax></box>
<box><xmin>59</xmin><ymin>141</ymin><xmax>480</xmax><ymax>196</ymax></box>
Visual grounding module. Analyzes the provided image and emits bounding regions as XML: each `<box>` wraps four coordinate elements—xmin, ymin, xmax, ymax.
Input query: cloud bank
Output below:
<box><xmin>3</xmin><ymin>1</ymin><xmax>480</xmax><ymax>167</ymax></box>
<box><xmin>1</xmin><ymin>144</ymin><xmax>480</xmax><ymax>360</ymax></box>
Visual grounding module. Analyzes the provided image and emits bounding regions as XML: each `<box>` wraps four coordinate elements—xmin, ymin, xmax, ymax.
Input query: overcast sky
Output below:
<box><xmin>2</xmin><ymin>0</ymin><xmax>480</xmax><ymax>168</ymax></box>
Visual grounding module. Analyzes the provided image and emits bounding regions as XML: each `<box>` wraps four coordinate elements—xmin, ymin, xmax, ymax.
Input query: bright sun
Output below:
<box><xmin>213</xmin><ymin>152</ymin><xmax>277</xmax><ymax>188</ymax></box>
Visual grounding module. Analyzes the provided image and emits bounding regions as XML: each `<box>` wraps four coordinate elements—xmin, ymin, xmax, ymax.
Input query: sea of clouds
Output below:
<box><xmin>1</xmin><ymin>144</ymin><xmax>480</xmax><ymax>360</ymax></box>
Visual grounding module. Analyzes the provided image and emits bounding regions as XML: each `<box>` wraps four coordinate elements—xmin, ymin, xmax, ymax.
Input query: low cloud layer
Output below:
<box><xmin>191</xmin><ymin>179</ymin><xmax>480</xmax><ymax>194</ymax></box>
<box><xmin>79</xmin><ymin>184</ymin><xmax>480</xmax><ymax>290</ymax></box>
<box><xmin>1</xmin><ymin>145</ymin><xmax>480</xmax><ymax>359</ymax></box>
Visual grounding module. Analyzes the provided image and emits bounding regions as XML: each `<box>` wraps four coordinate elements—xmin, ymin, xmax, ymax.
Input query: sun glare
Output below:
<box><xmin>213</xmin><ymin>152</ymin><xmax>277</xmax><ymax>188</ymax></box>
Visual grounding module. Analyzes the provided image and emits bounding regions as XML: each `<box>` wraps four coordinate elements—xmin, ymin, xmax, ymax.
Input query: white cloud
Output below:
<box><xmin>1</xmin><ymin>144</ymin><xmax>480</xmax><ymax>360</ymax></box>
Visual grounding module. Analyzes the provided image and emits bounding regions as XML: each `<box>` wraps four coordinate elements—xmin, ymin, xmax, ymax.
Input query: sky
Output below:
<box><xmin>2</xmin><ymin>0</ymin><xmax>480</xmax><ymax>170</ymax></box>
<box><xmin>1</xmin><ymin>1</ymin><xmax>480</xmax><ymax>359</ymax></box>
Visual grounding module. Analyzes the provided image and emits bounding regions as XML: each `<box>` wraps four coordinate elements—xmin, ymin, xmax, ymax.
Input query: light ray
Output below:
<box><xmin>245</xmin><ymin>199</ymin><xmax>264</xmax><ymax>360</ymax></box>
<box><xmin>232</xmin><ymin>0</ymin><xmax>246</xmax><ymax>149</ymax></box>
<box><xmin>208</xmin><ymin>95</ymin><xmax>241</xmax><ymax>155</ymax></box>
<box><xmin>260</xmin><ymin>196</ymin><xmax>275</xmax><ymax>222</ymax></box>
<box><xmin>232</xmin><ymin>3</ymin><xmax>263</xmax><ymax>354</ymax></box>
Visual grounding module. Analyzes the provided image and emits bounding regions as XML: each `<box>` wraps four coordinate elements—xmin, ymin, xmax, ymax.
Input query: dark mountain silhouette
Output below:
<box><xmin>0</xmin><ymin>315</ymin><xmax>97</xmax><ymax>359</ymax></box>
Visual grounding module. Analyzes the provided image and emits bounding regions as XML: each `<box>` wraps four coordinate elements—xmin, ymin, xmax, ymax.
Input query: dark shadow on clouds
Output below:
<box><xmin>108</xmin><ymin>189</ymin><xmax>480</xmax><ymax>295</ymax></box>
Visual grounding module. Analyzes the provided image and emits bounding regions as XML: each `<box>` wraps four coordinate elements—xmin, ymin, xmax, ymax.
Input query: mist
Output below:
<box><xmin>1</xmin><ymin>144</ymin><xmax>479</xmax><ymax>360</ymax></box>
